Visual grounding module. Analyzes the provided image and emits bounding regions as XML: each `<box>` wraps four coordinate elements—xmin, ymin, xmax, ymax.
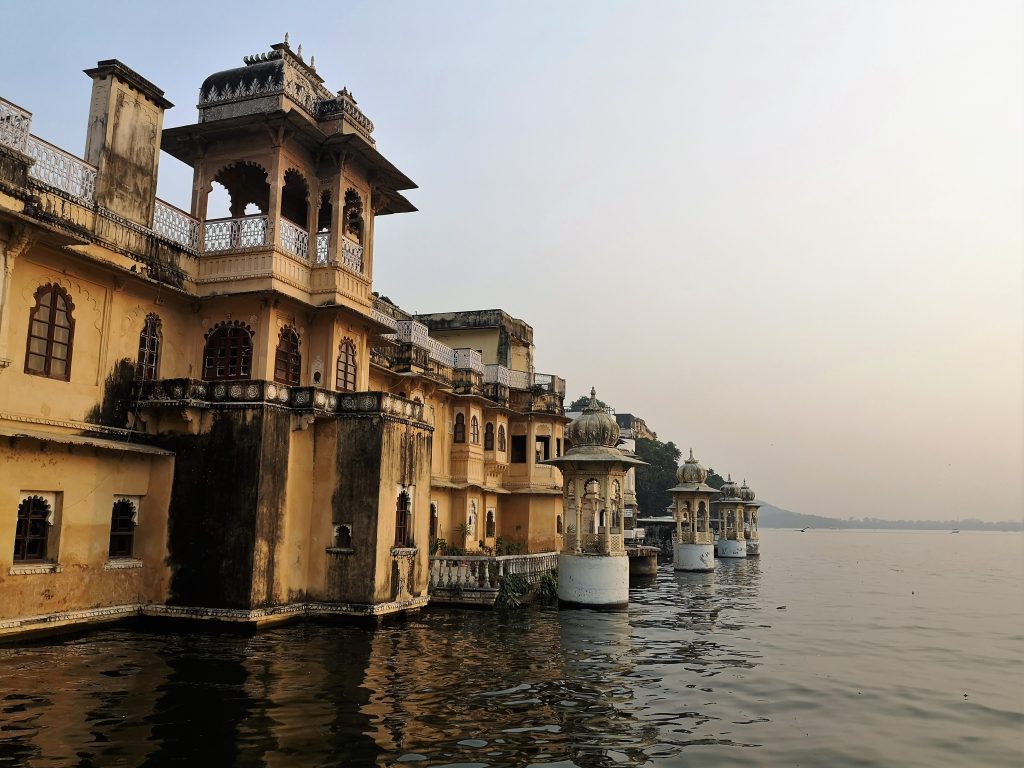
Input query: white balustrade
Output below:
<box><xmin>454</xmin><ymin>348</ymin><xmax>484</xmax><ymax>373</ymax></box>
<box><xmin>315</xmin><ymin>231</ymin><xmax>330</xmax><ymax>264</ymax></box>
<box><xmin>280</xmin><ymin>218</ymin><xmax>309</xmax><ymax>260</ymax></box>
<box><xmin>153</xmin><ymin>199</ymin><xmax>200</xmax><ymax>251</ymax></box>
<box><xmin>396</xmin><ymin>320</ymin><xmax>431</xmax><ymax>347</ymax></box>
<box><xmin>204</xmin><ymin>215</ymin><xmax>268</xmax><ymax>252</ymax></box>
<box><xmin>342</xmin><ymin>236</ymin><xmax>363</xmax><ymax>273</ymax></box>
<box><xmin>428</xmin><ymin>552</ymin><xmax>559</xmax><ymax>593</ymax></box>
<box><xmin>0</xmin><ymin>97</ymin><xmax>31</xmax><ymax>153</ymax></box>
<box><xmin>25</xmin><ymin>136</ymin><xmax>97</xmax><ymax>203</ymax></box>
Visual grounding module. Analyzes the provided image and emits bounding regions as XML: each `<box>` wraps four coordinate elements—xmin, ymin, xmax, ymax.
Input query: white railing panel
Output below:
<box><xmin>0</xmin><ymin>97</ymin><xmax>31</xmax><ymax>153</ymax></box>
<box><xmin>203</xmin><ymin>215</ymin><xmax>268</xmax><ymax>252</ymax></box>
<box><xmin>153</xmin><ymin>199</ymin><xmax>200</xmax><ymax>250</ymax></box>
<box><xmin>454</xmin><ymin>348</ymin><xmax>484</xmax><ymax>373</ymax></box>
<box><xmin>280</xmin><ymin>218</ymin><xmax>309</xmax><ymax>260</ymax></box>
<box><xmin>315</xmin><ymin>231</ymin><xmax>330</xmax><ymax>264</ymax></box>
<box><xmin>25</xmin><ymin>136</ymin><xmax>96</xmax><ymax>203</ymax></box>
<box><xmin>342</xmin><ymin>236</ymin><xmax>363</xmax><ymax>273</ymax></box>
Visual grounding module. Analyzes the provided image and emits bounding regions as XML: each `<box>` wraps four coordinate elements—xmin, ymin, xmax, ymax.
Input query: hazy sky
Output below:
<box><xmin>2</xmin><ymin>1</ymin><xmax>1020</xmax><ymax>521</ymax></box>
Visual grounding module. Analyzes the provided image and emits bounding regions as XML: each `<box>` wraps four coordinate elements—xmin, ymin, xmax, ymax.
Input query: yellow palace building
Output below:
<box><xmin>0</xmin><ymin>40</ymin><xmax>565</xmax><ymax>639</ymax></box>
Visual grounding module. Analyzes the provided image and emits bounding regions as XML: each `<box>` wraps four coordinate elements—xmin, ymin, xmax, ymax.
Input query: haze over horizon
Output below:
<box><xmin>2</xmin><ymin>1</ymin><xmax>1020</xmax><ymax>522</ymax></box>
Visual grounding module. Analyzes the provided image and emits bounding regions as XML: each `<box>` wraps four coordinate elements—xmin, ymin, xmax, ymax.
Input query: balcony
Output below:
<box><xmin>428</xmin><ymin>552</ymin><xmax>558</xmax><ymax>606</ymax></box>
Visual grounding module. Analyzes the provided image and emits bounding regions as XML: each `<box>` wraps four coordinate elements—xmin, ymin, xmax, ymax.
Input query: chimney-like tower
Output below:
<box><xmin>83</xmin><ymin>60</ymin><xmax>173</xmax><ymax>227</ymax></box>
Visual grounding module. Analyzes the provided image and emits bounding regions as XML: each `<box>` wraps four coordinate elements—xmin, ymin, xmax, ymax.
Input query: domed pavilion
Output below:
<box><xmin>543</xmin><ymin>388</ymin><xmax>646</xmax><ymax>606</ymax></box>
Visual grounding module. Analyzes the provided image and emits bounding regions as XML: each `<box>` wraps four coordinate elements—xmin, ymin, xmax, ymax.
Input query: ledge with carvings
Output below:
<box><xmin>133</xmin><ymin>378</ymin><xmax>432</xmax><ymax>427</ymax></box>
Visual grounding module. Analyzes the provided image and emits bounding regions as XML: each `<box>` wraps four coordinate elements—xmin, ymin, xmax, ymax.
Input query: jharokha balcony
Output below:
<box><xmin>0</xmin><ymin>92</ymin><xmax>375</xmax><ymax>309</ymax></box>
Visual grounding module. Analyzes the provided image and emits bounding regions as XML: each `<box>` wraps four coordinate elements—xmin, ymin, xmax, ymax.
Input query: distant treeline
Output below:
<box><xmin>758</xmin><ymin>504</ymin><xmax>1023</xmax><ymax>532</ymax></box>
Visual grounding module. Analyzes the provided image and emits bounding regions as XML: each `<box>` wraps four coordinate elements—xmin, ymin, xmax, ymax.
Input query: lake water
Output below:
<box><xmin>0</xmin><ymin>530</ymin><xmax>1021</xmax><ymax>766</ymax></box>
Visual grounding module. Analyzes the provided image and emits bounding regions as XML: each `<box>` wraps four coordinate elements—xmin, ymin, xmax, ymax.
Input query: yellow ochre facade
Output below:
<box><xmin>0</xmin><ymin>41</ymin><xmax>566</xmax><ymax>639</ymax></box>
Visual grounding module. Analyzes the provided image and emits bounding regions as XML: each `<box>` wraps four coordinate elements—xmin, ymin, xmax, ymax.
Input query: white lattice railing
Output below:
<box><xmin>315</xmin><ymin>231</ymin><xmax>330</xmax><ymax>264</ymax></box>
<box><xmin>372</xmin><ymin>308</ymin><xmax>399</xmax><ymax>331</ymax></box>
<box><xmin>280</xmin><ymin>218</ymin><xmax>309</xmax><ymax>260</ymax></box>
<box><xmin>342</xmin><ymin>236</ymin><xmax>363</xmax><ymax>273</ymax></box>
<box><xmin>424</xmin><ymin>336</ymin><xmax>456</xmax><ymax>366</ymax></box>
<box><xmin>153</xmin><ymin>199</ymin><xmax>200</xmax><ymax>251</ymax></box>
<box><xmin>483</xmin><ymin>364</ymin><xmax>531</xmax><ymax>390</ymax></box>
<box><xmin>25</xmin><ymin>136</ymin><xmax>97</xmax><ymax>203</ymax></box>
<box><xmin>396</xmin><ymin>320</ymin><xmax>430</xmax><ymax>347</ymax></box>
<box><xmin>0</xmin><ymin>97</ymin><xmax>31</xmax><ymax>153</ymax></box>
<box><xmin>203</xmin><ymin>215</ymin><xmax>268</xmax><ymax>252</ymax></box>
<box><xmin>429</xmin><ymin>552</ymin><xmax>559</xmax><ymax>592</ymax></box>
<box><xmin>454</xmin><ymin>348</ymin><xmax>484</xmax><ymax>373</ymax></box>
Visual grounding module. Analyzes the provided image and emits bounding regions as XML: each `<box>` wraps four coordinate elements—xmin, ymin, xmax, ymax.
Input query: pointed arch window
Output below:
<box><xmin>25</xmin><ymin>284</ymin><xmax>74</xmax><ymax>381</ymax></box>
<box><xmin>497</xmin><ymin>425</ymin><xmax>506</xmax><ymax>452</ymax></box>
<box><xmin>484</xmin><ymin>422</ymin><xmax>495</xmax><ymax>450</ymax></box>
<box><xmin>136</xmin><ymin>313</ymin><xmax>162</xmax><ymax>381</ymax></box>
<box><xmin>203</xmin><ymin>321</ymin><xmax>253</xmax><ymax>381</ymax></box>
<box><xmin>454</xmin><ymin>413</ymin><xmax>466</xmax><ymax>443</ymax></box>
<box><xmin>470</xmin><ymin>415</ymin><xmax>480</xmax><ymax>444</ymax></box>
<box><xmin>395</xmin><ymin>490</ymin><xmax>411</xmax><ymax>548</ymax></box>
<box><xmin>337</xmin><ymin>338</ymin><xmax>357</xmax><ymax>392</ymax></box>
<box><xmin>274</xmin><ymin>326</ymin><xmax>301</xmax><ymax>386</ymax></box>
<box><xmin>485</xmin><ymin>509</ymin><xmax>496</xmax><ymax>538</ymax></box>
<box><xmin>14</xmin><ymin>496</ymin><xmax>51</xmax><ymax>561</ymax></box>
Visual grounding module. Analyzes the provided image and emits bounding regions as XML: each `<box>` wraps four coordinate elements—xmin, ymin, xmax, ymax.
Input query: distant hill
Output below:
<box><xmin>758</xmin><ymin>503</ymin><xmax>1023</xmax><ymax>532</ymax></box>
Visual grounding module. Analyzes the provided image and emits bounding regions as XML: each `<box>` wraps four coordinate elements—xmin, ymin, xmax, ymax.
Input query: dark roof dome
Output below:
<box><xmin>199</xmin><ymin>57</ymin><xmax>285</xmax><ymax>105</ymax></box>
<box><xmin>566</xmin><ymin>388</ymin><xmax>620</xmax><ymax>448</ymax></box>
<box><xmin>720</xmin><ymin>474</ymin><xmax>740</xmax><ymax>499</ymax></box>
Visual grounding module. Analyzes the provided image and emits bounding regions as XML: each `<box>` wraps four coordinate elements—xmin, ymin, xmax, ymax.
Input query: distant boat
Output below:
<box><xmin>951</xmin><ymin>529</ymin><xmax>960</xmax><ymax>534</ymax></box>
<box><xmin>797</xmin><ymin>527</ymin><xmax>809</xmax><ymax>532</ymax></box>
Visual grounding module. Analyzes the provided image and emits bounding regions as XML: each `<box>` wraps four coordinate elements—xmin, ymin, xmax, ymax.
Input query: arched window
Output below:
<box><xmin>395</xmin><ymin>490</ymin><xmax>411</xmax><ymax>548</ymax></box>
<box><xmin>337</xmin><ymin>338</ymin><xmax>357</xmax><ymax>392</ymax></box>
<box><xmin>467</xmin><ymin>501</ymin><xmax>477</xmax><ymax>540</ymax></box>
<box><xmin>14</xmin><ymin>496</ymin><xmax>50</xmax><ymax>561</ymax></box>
<box><xmin>336</xmin><ymin>524</ymin><xmax>352</xmax><ymax>549</ymax></box>
<box><xmin>454</xmin><ymin>413</ymin><xmax>466</xmax><ymax>443</ymax></box>
<box><xmin>556</xmin><ymin>514</ymin><xmax>563</xmax><ymax>534</ymax></box>
<box><xmin>343</xmin><ymin>188</ymin><xmax>364</xmax><ymax>244</ymax></box>
<box><xmin>108</xmin><ymin>499</ymin><xmax>136</xmax><ymax>558</ymax></box>
<box><xmin>136</xmin><ymin>313</ymin><xmax>162</xmax><ymax>381</ymax></box>
<box><xmin>203</xmin><ymin>321</ymin><xmax>253</xmax><ymax>381</ymax></box>
<box><xmin>484</xmin><ymin>422</ymin><xmax>494</xmax><ymax>450</ymax></box>
<box><xmin>25</xmin><ymin>284</ymin><xmax>74</xmax><ymax>381</ymax></box>
<box><xmin>470</xmin><ymin>415</ymin><xmax>480</xmax><ymax>444</ymax></box>
<box><xmin>485</xmin><ymin>509</ymin><xmax>496</xmax><ymax>538</ymax></box>
<box><xmin>497</xmin><ymin>425</ymin><xmax>506</xmax><ymax>452</ymax></box>
<box><xmin>429</xmin><ymin>502</ymin><xmax>438</xmax><ymax>541</ymax></box>
<box><xmin>274</xmin><ymin>326</ymin><xmax>301</xmax><ymax>386</ymax></box>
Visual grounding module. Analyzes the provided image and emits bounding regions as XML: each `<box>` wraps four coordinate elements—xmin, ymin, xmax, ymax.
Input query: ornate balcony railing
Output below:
<box><xmin>454</xmin><ymin>348</ymin><xmax>484</xmax><ymax>373</ymax></box>
<box><xmin>0</xmin><ymin>97</ymin><xmax>31</xmax><ymax>153</ymax></box>
<box><xmin>372</xmin><ymin>308</ymin><xmax>399</xmax><ymax>331</ymax></box>
<box><xmin>153</xmin><ymin>199</ymin><xmax>200</xmax><ymax>251</ymax></box>
<box><xmin>483</xmin><ymin>364</ymin><xmax>531</xmax><ymax>390</ymax></box>
<box><xmin>396</xmin><ymin>319</ymin><xmax>431</xmax><ymax>347</ymax></box>
<box><xmin>280</xmin><ymin>218</ymin><xmax>309</xmax><ymax>260</ymax></box>
<box><xmin>204</xmin><ymin>215</ymin><xmax>268</xmax><ymax>252</ymax></box>
<box><xmin>532</xmin><ymin>373</ymin><xmax>566</xmax><ymax>396</ymax></box>
<box><xmin>25</xmin><ymin>136</ymin><xmax>97</xmax><ymax>203</ymax></box>
<box><xmin>315</xmin><ymin>231</ymin><xmax>330</xmax><ymax>265</ymax></box>
<box><xmin>342</xmin><ymin>236</ymin><xmax>363</xmax><ymax>273</ymax></box>
<box><xmin>429</xmin><ymin>552</ymin><xmax>559</xmax><ymax>597</ymax></box>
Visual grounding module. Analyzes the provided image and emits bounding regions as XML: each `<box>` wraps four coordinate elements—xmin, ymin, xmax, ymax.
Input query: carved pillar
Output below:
<box><xmin>0</xmin><ymin>226</ymin><xmax>33</xmax><ymax>370</ymax></box>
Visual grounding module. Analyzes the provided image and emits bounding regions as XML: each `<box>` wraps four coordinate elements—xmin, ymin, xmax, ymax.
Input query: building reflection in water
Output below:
<box><xmin>0</xmin><ymin>562</ymin><xmax>766</xmax><ymax>766</ymax></box>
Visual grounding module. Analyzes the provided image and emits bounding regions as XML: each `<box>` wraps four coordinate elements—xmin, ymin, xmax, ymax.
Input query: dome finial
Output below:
<box><xmin>689</xmin><ymin>447</ymin><xmax>694</xmax><ymax>460</ymax></box>
<box><xmin>567</xmin><ymin>387</ymin><xmax>620</xmax><ymax>447</ymax></box>
<box><xmin>284</xmin><ymin>32</ymin><xmax>289</xmax><ymax>46</ymax></box>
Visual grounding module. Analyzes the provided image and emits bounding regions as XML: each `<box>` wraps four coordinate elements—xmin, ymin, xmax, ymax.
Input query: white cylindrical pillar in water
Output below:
<box><xmin>717</xmin><ymin>538</ymin><xmax>747</xmax><ymax>558</ymax></box>
<box><xmin>558</xmin><ymin>553</ymin><xmax>629</xmax><ymax>606</ymax></box>
<box><xmin>674</xmin><ymin>542</ymin><xmax>716</xmax><ymax>572</ymax></box>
